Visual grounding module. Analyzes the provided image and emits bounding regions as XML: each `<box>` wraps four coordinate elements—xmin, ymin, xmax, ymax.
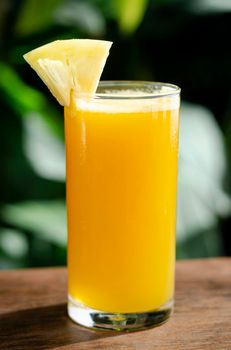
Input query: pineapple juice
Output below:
<box><xmin>65</xmin><ymin>83</ymin><xmax>180</xmax><ymax>313</ymax></box>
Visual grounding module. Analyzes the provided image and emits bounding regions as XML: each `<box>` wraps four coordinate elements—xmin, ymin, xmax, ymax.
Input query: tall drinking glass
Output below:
<box><xmin>65</xmin><ymin>81</ymin><xmax>180</xmax><ymax>331</ymax></box>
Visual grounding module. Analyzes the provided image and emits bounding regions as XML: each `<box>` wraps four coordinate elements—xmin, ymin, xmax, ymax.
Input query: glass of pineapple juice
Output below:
<box><xmin>65</xmin><ymin>81</ymin><xmax>180</xmax><ymax>331</ymax></box>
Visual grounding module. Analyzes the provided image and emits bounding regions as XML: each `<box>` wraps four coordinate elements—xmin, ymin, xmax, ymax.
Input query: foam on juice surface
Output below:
<box><xmin>74</xmin><ymin>88</ymin><xmax>180</xmax><ymax>113</ymax></box>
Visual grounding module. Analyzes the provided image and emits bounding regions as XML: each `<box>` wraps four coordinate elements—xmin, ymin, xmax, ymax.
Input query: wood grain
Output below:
<box><xmin>0</xmin><ymin>259</ymin><xmax>230</xmax><ymax>350</ymax></box>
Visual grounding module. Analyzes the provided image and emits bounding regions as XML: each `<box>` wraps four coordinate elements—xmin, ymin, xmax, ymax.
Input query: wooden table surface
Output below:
<box><xmin>0</xmin><ymin>258</ymin><xmax>230</xmax><ymax>350</ymax></box>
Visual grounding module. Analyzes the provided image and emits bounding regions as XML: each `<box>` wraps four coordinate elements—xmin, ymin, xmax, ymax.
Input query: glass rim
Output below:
<box><xmin>94</xmin><ymin>81</ymin><xmax>181</xmax><ymax>100</ymax></box>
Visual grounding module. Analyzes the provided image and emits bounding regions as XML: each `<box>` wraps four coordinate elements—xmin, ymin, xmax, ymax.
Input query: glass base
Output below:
<box><xmin>68</xmin><ymin>295</ymin><xmax>173</xmax><ymax>332</ymax></box>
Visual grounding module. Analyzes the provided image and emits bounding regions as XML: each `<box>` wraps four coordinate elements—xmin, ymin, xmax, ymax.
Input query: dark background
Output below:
<box><xmin>0</xmin><ymin>0</ymin><xmax>231</xmax><ymax>268</ymax></box>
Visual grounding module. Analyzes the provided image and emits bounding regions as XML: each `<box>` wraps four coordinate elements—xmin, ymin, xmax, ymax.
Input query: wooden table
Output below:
<box><xmin>0</xmin><ymin>258</ymin><xmax>230</xmax><ymax>350</ymax></box>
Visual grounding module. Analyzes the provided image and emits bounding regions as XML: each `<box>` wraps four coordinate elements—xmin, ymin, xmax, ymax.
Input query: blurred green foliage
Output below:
<box><xmin>0</xmin><ymin>0</ymin><xmax>231</xmax><ymax>268</ymax></box>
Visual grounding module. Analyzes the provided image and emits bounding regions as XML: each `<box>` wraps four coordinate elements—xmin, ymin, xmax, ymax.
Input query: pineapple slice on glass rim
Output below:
<box><xmin>23</xmin><ymin>39</ymin><xmax>112</xmax><ymax>106</ymax></box>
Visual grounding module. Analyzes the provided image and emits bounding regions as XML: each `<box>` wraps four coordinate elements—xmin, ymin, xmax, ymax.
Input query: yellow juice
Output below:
<box><xmin>65</xmin><ymin>91</ymin><xmax>180</xmax><ymax>313</ymax></box>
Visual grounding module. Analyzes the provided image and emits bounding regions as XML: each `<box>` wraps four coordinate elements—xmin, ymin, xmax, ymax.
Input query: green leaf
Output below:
<box><xmin>0</xmin><ymin>228</ymin><xmax>28</xmax><ymax>258</ymax></box>
<box><xmin>177</xmin><ymin>102</ymin><xmax>231</xmax><ymax>241</ymax></box>
<box><xmin>0</xmin><ymin>62</ymin><xmax>65</xmax><ymax>181</ymax></box>
<box><xmin>2</xmin><ymin>201</ymin><xmax>67</xmax><ymax>247</ymax></box>
<box><xmin>0</xmin><ymin>61</ymin><xmax>63</xmax><ymax>139</ymax></box>
<box><xmin>15</xmin><ymin>0</ymin><xmax>62</xmax><ymax>37</ymax></box>
<box><xmin>115</xmin><ymin>0</ymin><xmax>149</xmax><ymax>34</ymax></box>
<box><xmin>23</xmin><ymin>113</ymin><xmax>65</xmax><ymax>181</ymax></box>
<box><xmin>54</xmin><ymin>1</ymin><xmax>105</xmax><ymax>36</ymax></box>
<box><xmin>189</xmin><ymin>0</ymin><xmax>231</xmax><ymax>13</ymax></box>
<box><xmin>0</xmin><ymin>61</ymin><xmax>45</xmax><ymax>113</ymax></box>
<box><xmin>176</xmin><ymin>229</ymin><xmax>223</xmax><ymax>259</ymax></box>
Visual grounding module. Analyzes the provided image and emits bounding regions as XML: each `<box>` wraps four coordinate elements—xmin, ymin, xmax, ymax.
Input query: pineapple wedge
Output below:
<box><xmin>23</xmin><ymin>39</ymin><xmax>112</xmax><ymax>106</ymax></box>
